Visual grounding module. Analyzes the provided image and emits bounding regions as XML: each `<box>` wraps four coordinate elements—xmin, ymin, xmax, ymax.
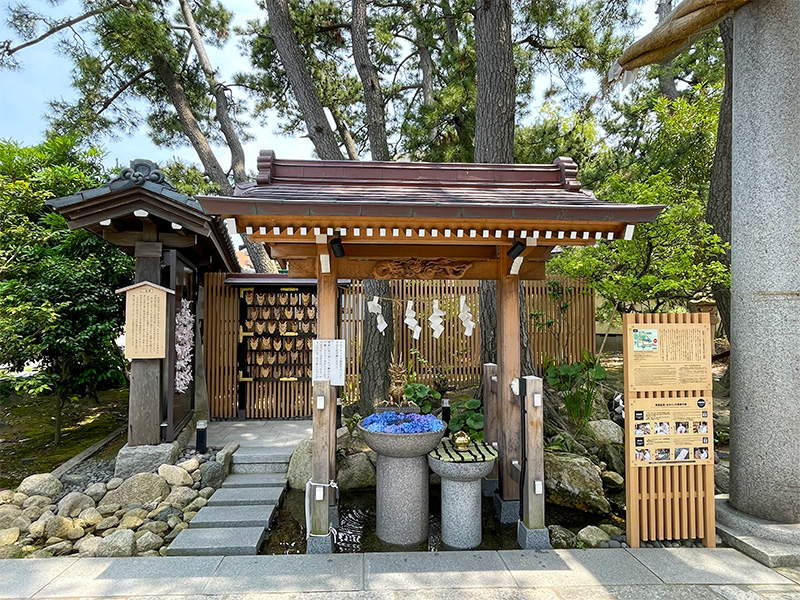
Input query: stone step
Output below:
<box><xmin>206</xmin><ymin>486</ymin><xmax>284</xmax><ymax>507</ymax></box>
<box><xmin>231</xmin><ymin>462</ymin><xmax>289</xmax><ymax>474</ymax></box>
<box><xmin>166</xmin><ymin>526</ymin><xmax>266</xmax><ymax>556</ymax></box>
<box><xmin>717</xmin><ymin>522</ymin><xmax>800</xmax><ymax>568</ymax></box>
<box><xmin>232</xmin><ymin>449</ymin><xmax>292</xmax><ymax>464</ymax></box>
<box><xmin>189</xmin><ymin>505</ymin><xmax>276</xmax><ymax>529</ymax></box>
<box><xmin>222</xmin><ymin>473</ymin><xmax>288</xmax><ymax>489</ymax></box>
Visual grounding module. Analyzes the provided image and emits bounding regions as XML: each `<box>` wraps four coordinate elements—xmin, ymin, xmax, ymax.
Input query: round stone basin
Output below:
<box><xmin>358</xmin><ymin>426</ymin><xmax>444</xmax><ymax>458</ymax></box>
<box><xmin>428</xmin><ymin>455</ymin><xmax>495</xmax><ymax>481</ymax></box>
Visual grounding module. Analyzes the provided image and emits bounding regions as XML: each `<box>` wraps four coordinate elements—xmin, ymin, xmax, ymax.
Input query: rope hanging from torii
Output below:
<box><xmin>609</xmin><ymin>0</ymin><xmax>752</xmax><ymax>84</ymax></box>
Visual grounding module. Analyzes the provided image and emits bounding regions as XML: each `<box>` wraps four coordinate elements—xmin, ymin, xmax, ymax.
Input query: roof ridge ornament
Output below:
<box><xmin>115</xmin><ymin>159</ymin><xmax>176</xmax><ymax>190</ymax></box>
<box><xmin>554</xmin><ymin>157</ymin><xmax>581</xmax><ymax>192</ymax></box>
<box><xmin>256</xmin><ymin>150</ymin><xmax>275</xmax><ymax>184</ymax></box>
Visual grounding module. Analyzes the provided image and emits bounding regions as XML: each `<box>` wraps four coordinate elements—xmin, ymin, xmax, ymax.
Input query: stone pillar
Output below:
<box><xmin>729</xmin><ymin>0</ymin><xmax>800</xmax><ymax>524</ymax></box>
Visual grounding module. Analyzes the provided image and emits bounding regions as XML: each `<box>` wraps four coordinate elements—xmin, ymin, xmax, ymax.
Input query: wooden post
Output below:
<box><xmin>522</xmin><ymin>375</ymin><xmax>545</xmax><ymax>529</ymax></box>
<box><xmin>497</xmin><ymin>250</ymin><xmax>521</xmax><ymax>501</ymax></box>
<box><xmin>482</xmin><ymin>363</ymin><xmax>499</xmax><ymax>483</ymax></box>
<box><xmin>128</xmin><ymin>240</ymin><xmax>163</xmax><ymax>446</ymax></box>
<box><xmin>311</xmin><ymin>379</ymin><xmax>332</xmax><ymax>536</ymax></box>
<box><xmin>316</xmin><ymin>246</ymin><xmax>338</xmax><ymax>502</ymax></box>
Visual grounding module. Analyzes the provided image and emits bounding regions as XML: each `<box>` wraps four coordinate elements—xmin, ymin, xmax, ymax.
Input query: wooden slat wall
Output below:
<box><xmin>206</xmin><ymin>276</ymin><xmax>596</xmax><ymax>415</ymax></box>
<box><xmin>204</xmin><ymin>273</ymin><xmax>239</xmax><ymax>419</ymax></box>
<box><xmin>524</xmin><ymin>276</ymin><xmax>596</xmax><ymax>368</ymax></box>
<box><xmin>624</xmin><ymin>313</ymin><xmax>716</xmax><ymax>548</ymax></box>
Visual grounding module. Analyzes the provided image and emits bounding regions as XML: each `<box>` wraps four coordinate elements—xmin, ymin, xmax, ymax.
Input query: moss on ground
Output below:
<box><xmin>0</xmin><ymin>387</ymin><xmax>128</xmax><ymax>489</ymax></box>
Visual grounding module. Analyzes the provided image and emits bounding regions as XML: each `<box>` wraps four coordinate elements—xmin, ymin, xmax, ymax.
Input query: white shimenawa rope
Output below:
<box><xmin>305</xmin><ymin>479</ymin><xmax>339</xmax><ymax>539</ymax></box>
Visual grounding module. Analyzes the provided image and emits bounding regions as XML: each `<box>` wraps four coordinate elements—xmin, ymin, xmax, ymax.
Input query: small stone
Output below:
<box><xmin>0</xmin><ymin>491</ymin><xmax>14</xmax><ymax>504</ymax></box>
<box><xmin>198</xmin><ymin>487</ymin><xmax>215</xmax><ymax>499</ymax></box>
<box><xmin>184</xmin><ymin>497</ymin><xmax>207</xmax><ymax>513</ymax></box>
<box><xmin>57</xmin><ymin>492</ymin><xmax>95</xmax><ymax>518</ymax></box>
<box><xmin>598</xmin><ymin>541</ymin><xmax>610</xmax><ymax>548</ymax></box>
<box><xmin>586</xmin><ymin>420</ymin><xmax>625</xmax><ymax>445</ymax></box>
<box><xmin>0</xmin><ymin>505</ymin><xmax>22</xmax><ymax>530</ymax></box>
<box><xmin>101</xmin><ymin>528</ymin><xmax>118</xmax><ymax>537</ymax></box>
<box><xmin>683</xmin><ymin>539</ymin><xmax>693</xmax><ymax>548</ymax></box>
<box><xmin>97</xmin><ymin>504</ymin><xmax>120</xmax><ymax>516</ymax></box>
<box><xmin>60</xmin><ymin>473</ymin><xmax>88</xmax><ymax>487</ymax></box>
<box><xmin>199</xmin><ymin>461</ymin><xmax>225</xmax><ymax>489</ymax></box>
<box><xmin>119</xmin><ymin>515</ymin><xmax>144</xmax><ymax>530</ymax></box>
<box><xmin>46</xmin><ymin>540</ymin><xmax>73</xmax><ymax>556</ymax></box>
<box><xmin>106</xmin><ymin>478</ymin><xmax>124</xmax><ymax>491</ymax></box>
<box><xmin>28</xmin><ymin>548</ymin><xmax>54</xmax><ymax>559</ymax></box>
<box><xmin>140</xmin><ymin>521</ymin><xmax>168</xmax><ymax>536</ymax></box>
<box><xmin>75</xmin><ymin>536</ymin><xmax>102</xmax><ymax>556</ymax></box>
<box><xmin>153</xmin><ymin>506</ymin><xmax>183</xmax><ymax>522</ymax></box>
<box><xmin>177</xmin><ymin>458</ymin><xmax>199</xmax><ymax>472</ymax></box>
<box><xmin>45</xmin><ymin>536</ymin><xmax>65</xmax><ymax>545</ymax></box>
<box><xmin>66</xmin><ymin>526</ymin><xmax>85</xmax><ymax>541</ymax></box>
<box><xmin>599</xmin><ymin>524</ymin><xmax>625</xmax><ymax>537</ymax></box>
<box><xmin>12</xmin><ymin>493</ymin><xmax>27</xmax><ymax>506</ymax></box>
<box><xmin>95</xmin><ymin>529</ymin><xmax>136</xmax><ymax>557</ymax></box>
<box><xmin>114</xmin><ymin>510</ymin><xmax>125</xmax><ymax>519</ymax></box>
<box><xmin>78</xmin><ymin>508</ymin><xmax>103</xmax><ymax>527</ymax></box>
<box><xmin>600</xmin><ymin>471</ymin><xmax>624</xmax><ymax>490</ymax></box>
<box><xmin>548</xmin><ymin>525</ymin><xmax>577</xmax><ymax>549</ymax></box>
<box><xmin>28</xmin><ymin>521</ymin><xmax>46</xmax><ymax>539</ymax></box>
<box><xmin>577</xmin><ymin>525</ymin><xmax>611</xmax><ymax>548</ymax></box>
<box><xmin>621</xmin><ymin>542</ymin><xmax>628</xmax><ymax>548</ymax></box>
<box><xmin>44</xmin><ymin>516</ymin><xmax>73</xmax><ymax>539</ymax></box>
<box><xmin>164</xmin><ymin>486</ymin><xmax>198</xmax><ymax>510</ymax></box>
<box><xmin>10</xmin><ymin>515</ymin><xmax>31</xmax><ymax>534</ymax></box>
<box><xmin>17</xmin><ymin>474</ymin><xmax>63</xmax><ymax>499</ymax></box>
<box><xmin>163</xmin><ymin>522</ymin><xmax>188</xmax><ymax>542</ymax></box>
<box><xmin>0</xmin><ymin>528</ymin><xmax>20</xmax><ymax>546</ymax></box>
<box><xmin>135</xmin><ymin>531</ymin><xmax>163</xmax><ymax>553</ymax></box>
<box><xmin>84</xmin><ymin>483</ymin><xmax>107</xmax><ymax>503</ymax></box>
<box><xmin>0</xmin><ymin>545</ymin><xmax>19</xmax><ymax>559</ymax></box>
<box><xmin>22</xmin><ymin>507</ymin><xmax>43</xmax><ymax>521</ymax></box>
<box><xmin>166</xmin><ymin>515</ymin><xmax>182</xmax><ymax>529</ymax></box>
<box><xmin>95</xmin><ymin>516</ymin><xmax>119</xmax><ymax>532</ymax></box>
<box><xmin>158</xmin><ymin>464</ymin><xmax>194</xmax><ymax>487</ymax></box>
<box><xmin>123</xmin><ymin>508</ymin><xmax>148</xmax><ymax>520</ymax></box>
<box><xmin>183</xmin><ymin>511</ymin><xmax>197</xmax><ymax>522</ymax></box>
<box><xmin>191</xmin><ymin>470</ymin><xmax>202</xmax><ymax>484</ymax></box>
<box><xmin>159</xmin><ymin>546</ymin><xmax>168</xmax><ymax>556</ymax></box>
<box><xmin>608</xmin><ymin>539</ymin><xmax>621</xmax><ymax>548</ymax></box>
<box><xmin>103</xmin><ymin>474</ymin><xmax>169</xmax><ymax>507</ymax></box>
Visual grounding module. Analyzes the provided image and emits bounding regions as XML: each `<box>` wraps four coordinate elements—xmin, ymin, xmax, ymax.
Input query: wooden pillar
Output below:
<box><xmin>310</xmin><ymin>379</ymin><xmax>332</xmax><ymax>536</ymax></box>
<box><xmin>482</xmin><ymin>362</ymin><xmax>499</xmax><ymax>483</ymax></box>
<box><xmin>497</xmin><ymin>250</ymin><xmax>521</xmax><ymax>501</ymax></box>
<box><xmin>128</xmin><ymin>240</ymin><xmax>163</xmax><ymax>446</ymax></box>
<box><xmin>315</xmin><ymin>246</ymin><xmax>339</xmax><ymax>506</ymax></box>
<box><xmin>521</xmin><ymin>375</ymin><xmax>545</xmax><ymax>529</ymax></box>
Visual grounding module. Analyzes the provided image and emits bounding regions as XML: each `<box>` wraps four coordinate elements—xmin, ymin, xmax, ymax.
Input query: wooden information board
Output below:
<box><xmin>312</xmin><ymin>339</ymin><xmax>346</xmax><ymax>386</ymax></box>
<box><xmin>116</xmin><ymin>282</ymin><xmax>173</xmax><ymax>359</ymax></box>
<box><xmin>624</xmin><ymin>313</ymin><xmax>715</xmax><ymax>548</ymax></box>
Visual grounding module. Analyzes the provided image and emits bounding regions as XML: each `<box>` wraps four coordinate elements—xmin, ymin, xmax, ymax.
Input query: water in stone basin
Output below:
<box><xmin>260</xmin><ymin>488</ymin><xmax>609</xmax><ymax>554</ymax></box>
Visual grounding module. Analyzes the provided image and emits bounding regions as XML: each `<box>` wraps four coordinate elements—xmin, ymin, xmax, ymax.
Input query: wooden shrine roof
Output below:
<box><xmin>48</xmin><ymin>160</ymin><xmax>240</xmax><ymax>274</ymax></box>
<box><xmin>197</xmin><ymin>151</ymin><xmax>663</xmax><ymax>280</ymax></box>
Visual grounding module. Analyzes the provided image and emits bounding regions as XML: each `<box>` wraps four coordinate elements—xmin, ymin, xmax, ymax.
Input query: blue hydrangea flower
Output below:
<box><xmin>361</xmin><ymin>411</ymin><xmax>445</xmax><ymax>434</ymax></box>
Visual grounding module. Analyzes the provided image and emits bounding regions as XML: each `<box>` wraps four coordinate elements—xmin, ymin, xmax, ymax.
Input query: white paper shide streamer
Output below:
<box><xmin>404</xmin><ymin>300</ymin><xmax>423</xmax><ymax>340</ymax></box>
<box><xmin>428</xmin><ymin>299</ymin><xmax>445</xmax><ymax>339</ymax></box>
<box><xmin>458</xmin><ymin>295</ymin><xmax>475</xmax><ymax>337</ymax></box>
<box><xmin>367</xmin><ymin>295</ymin><xmax>388</xmax><ymax>335</ymax></box>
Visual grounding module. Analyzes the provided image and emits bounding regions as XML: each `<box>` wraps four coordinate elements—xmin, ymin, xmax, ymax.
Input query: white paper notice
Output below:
<box><xmin>312</xmin><ymin>339</ymin><xmax>346</xmax><ymax>386</ymax></box>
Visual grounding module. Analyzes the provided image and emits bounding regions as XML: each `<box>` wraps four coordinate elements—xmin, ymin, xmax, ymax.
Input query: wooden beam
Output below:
<box><xmin>497</xmin><ymin>248</ymin><xmax>521</xmax><ymax>502</ymax></box>
<box><xmin>287</xmin><ymin>257</ymin><xmax>546</xmax><ymax>280</ymax></box>
<box><xmin>269</xmin><ymin>243</ymin><xmax>501</xmax><ymax>260</ymax></box>
<box><xmin>104</xmin><ymin>231</ymin><xmax>198</xmax><ymax>248</ymax></box>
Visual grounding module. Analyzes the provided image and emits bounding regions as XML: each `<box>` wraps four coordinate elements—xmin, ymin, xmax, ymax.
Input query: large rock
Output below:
<box><xmin>0</xmin><ymin>505</ymin><xmax>22</xmax><ymax>529</ymax></box>
<box><xmin>337</xmin><ymin>452</ymin><xmax>376</xmax><ymax>490</ymax></box>
<box><xmin>158</xmin><ymin>465</ymin><xmax>193</xmax><ymax>487</ymax></box>
<box><xmin>78</xmin><ymin>508</ymin><xmax>103</xmax><ymax>527</ymax></box>
<box><xmin>17</xmin><ymin>474</ymin><xmax>63</xmax><ymax>499</ymax></box>
<box><xmin>286</xmin><ymin>438</ymin><xmax>312</xmax><ymax>490</ymax></box>
<box><xmin>95</xmin><ymin>529</ymin><xmax>136</xmax><ymax>557</ymax></box>
<box><xmin>44</xmin><ymin>516</ymin><xmax>73</xmax><ymax>539</ymax></box>
<box><xmin>601</xmin><ymin>471</ymin><xmax>624</xmax><ymax>490</ymax></box>
<box><xmin>75</xmin><ymin>535</ymin><xmax>102</xmax><ymax>556</ymax></box>
<box><xmin>0</xmin><ymin>527</ymin><xmax>19</xmax><ymax>546</ymax></box>
<box><xmin>548</xmin><ymin>525</ymin><xmax>576</xmax><ymax>549</ymax></box>
<box><xmin>715</xmin><ymin>463</ymin><xmax>730</xmax><ymax>494</ymax></box>
<box><xmin>84</xmin><ymin>483</ymin><xmax>107</xmax><ymax>503</ymax></box>
<box><xmin>577</xmin><ymin>525</ymin><xmax>611</xmax><ymax>548</ymax></box>
<box><xmin>597</xmin><ymin>443</ymin><xmax>626</xmax><ymax>476</ymax></box>
<box><xmin>586</xmin><ymin>420</ymin><xmax>624</xmax><ymax>446</ymax></box>
<box><xmin>57</xmin><ymin>492</ymin><xmax>95</xmax><ymax>518</ymax></box>
<box><xmin>164</xmin><ymin>486</ymin><xmax>197</xmax><ymax>509</ymax></box>
<box><xmin>114</xmin><ymin>443</ymin><xmax>180</xmax><ymax>479</ymax></box>
<box><xmin>177</xmin><ymin>458</ymin><xmax>199</xmax><ymax>473</ymax></box>
<box><xmin>23</xmin><ymin>495</ymin><xmax>52</xmax><ymax>509</ymax></box>
<box><xmin>216</xmin><ymin>442</ymin><xmax>239</xmax><ymax>474</ymax></box>
<box><xmin>136</xmin><ymin>531</ymin><xmax>163</xmax><ymax>553</ymax></box>
<box><xmin>544</xmin><ymin>452</ymin><xmax>611</xmax><ymax>514</ymax></box>
<box><xmin>199</xmin><ymin>461</ymin><xmax>225</xmax><ymax>490</ymax></box>
<box><xmin>103</xmin><ymin>473</ymin><xmax>170</xmax><ymax>507</ymax></box>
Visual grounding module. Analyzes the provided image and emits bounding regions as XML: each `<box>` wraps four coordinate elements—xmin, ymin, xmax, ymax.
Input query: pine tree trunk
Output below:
<box><xmin>474</xmin><ymin>0</ymin><xmax>515</xmax><ymax>163</ymax></box>
<box><xmin>707</xmin><ymin>17</ymin><xmax>733</xmax><ymax>341</ymax></box>
<box><xmin>358</xmin><ymin>279</ymin><xmax>394</xmax><ymax>415</ymax></box>
<box><xmin>656</xmin><ymin>0</ymin><xmax>680</xmax><ymax>100</ymax></box>
<box><xmin>263</xmin><ymin>0</ymin><xmax>344</xmax><ymax>160</ymax></box>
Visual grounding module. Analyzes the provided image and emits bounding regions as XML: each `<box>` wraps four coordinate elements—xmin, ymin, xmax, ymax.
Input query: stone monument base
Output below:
<box><xmin>329</xmin><ymin>505</ymin><xmax>340</xmax><ymax>530</ymax></box>
<box><xmin>114</xmin><ymin>443</ymin><xmax>180</xmax><ymax>479</ymax></box>
<box><xmin>716</xmin><ymin>495</ymin><xmax>800</xmax><ymax>567</ymax></box>
<box><xmin>306</xmin><ymin>532</ymin><xmax>334</xmax><ymax>554</ymax></box>
<box><xmin>517</xmin><ymin>520</ymin><xmax>552</xmax><ymax>550</ymax></box>
<box><xmin>482</xmin><ymin>477</ymin><xmax>498</xmax><ymax>497</ymax></box>
<box><xmin>493</xmin><ymin>492</ymin><xmax>520</xmax><ymax>524</ymax></box>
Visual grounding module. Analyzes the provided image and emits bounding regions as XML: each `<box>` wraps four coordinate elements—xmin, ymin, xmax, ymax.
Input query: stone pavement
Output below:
<box><xmin>205</xmin><ymin>420</ymin><xmax>312</xmax><ymax>450</ymax></box>
<box><xmin>1</xmin><ymin>548</ymin><xmax>799</xmax><ymax>600</ymax></box>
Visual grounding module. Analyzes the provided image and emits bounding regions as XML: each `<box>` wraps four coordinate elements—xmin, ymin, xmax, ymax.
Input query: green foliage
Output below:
<box><xmin>448</xmin><ymin>397</ymin><xmax>484</xmax><ymax>441</ymax></box>
<box><xmin>544</xmin><ymin>432</ymin><xmax>575</xmax><ymax>453</ymax></box>
<box><xmin>544</xmin><ymin>350</ymin><xmax>606</xmax><ymax>431</ymax></box>
<box><xmin>0</xmin><ymin>138</ymin><xmax>133</xmax><ymax>444</ymax></box>
<box><xmin>404</xmin><ymin>382</ymin><xmax>440</xmax><ymax>415</ymax></box>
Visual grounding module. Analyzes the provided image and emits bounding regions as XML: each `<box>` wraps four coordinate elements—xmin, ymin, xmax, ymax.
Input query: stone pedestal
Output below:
<box><xmin>429</xmin><ymin>455</ymin><xmax>495</xmax><ymax>549</ymax></box>
<box><xmin>730</xmin><ymin>0</ymin><xmax>800</xmax><ymax>524</ymax></box>
<box><xmin>359</xmin><ymin>426</ymin><xmax>443</xmax><ymax>546</ymax></box>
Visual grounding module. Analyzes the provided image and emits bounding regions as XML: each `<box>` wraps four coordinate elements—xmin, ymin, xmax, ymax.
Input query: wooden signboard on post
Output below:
<box><xmin>116</xmin><ymin>282</ymin><xmax>174</xmax><ymax>359</ymax></box>
<box><xmin>623</xmin><ymin>313</ymin><xmax>715</xmax><ymax>548</ymax></box>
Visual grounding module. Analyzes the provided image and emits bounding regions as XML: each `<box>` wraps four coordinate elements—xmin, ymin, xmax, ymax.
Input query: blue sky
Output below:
<box><xmin>0</xmin><ymin>0</ymin><xmax>656</xmax><ymax>171</ymax></box>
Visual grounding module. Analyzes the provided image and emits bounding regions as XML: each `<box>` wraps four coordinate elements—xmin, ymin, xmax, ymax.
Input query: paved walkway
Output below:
<box><xmin>206</xmin><ymin>419</ymin><xmax>312</xmax><ymax>450</ymax></box>
<box><xmin>1</xmin><ymin>548</ymin><xmax>799</xmax><ymax>600</ymax></box>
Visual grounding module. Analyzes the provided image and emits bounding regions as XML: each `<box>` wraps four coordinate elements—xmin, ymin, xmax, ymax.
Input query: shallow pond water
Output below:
<box><xmin>261</xmin><ymin>487</ymin><xmax>613</xmax><ymax>554</ymax></box>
